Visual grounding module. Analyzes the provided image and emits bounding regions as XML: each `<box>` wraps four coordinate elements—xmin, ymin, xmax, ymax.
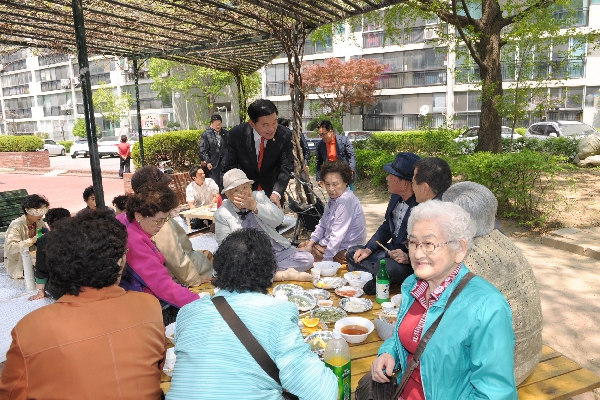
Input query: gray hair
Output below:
<box><xmin>442</xmin><ymin>181</ymin><xmax>497</xmax><ymax>237</ymax></box>
<box><xmin>407</xmin><ymin>200</ymin><xmax>476</xmax><ymax>250</ymax></box>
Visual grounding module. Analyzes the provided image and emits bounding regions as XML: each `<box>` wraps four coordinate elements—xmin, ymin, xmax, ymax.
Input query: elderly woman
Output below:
<box><xmin>167</xmin><ymin>228</ymin><xmax>337</xmax><ymax>400</ymax></box>
<box><xmin>371</xmin><ymin>200</ymin><xmax>517</xmax><ymax>399</ymax></box>
<box><xmin>0</xmin><ymin>209</ymin><xmax>165</xmax><ymax>399</ymax></box>
<box><xmin>3</xmin><ymin>194</ymin><xmax>49</xmax><ymax>279</ymax></box>
<box><xmin>299</xmin><ymin>160</ymin><xmax>366</xmax><ymax>263</ymax></box>
<box><xmin>215</xmin><ymin>169</ymin><xmax>313</xmax><ymax>279</ymax></box>
<box><xmin>117</xmin><ymin>183</ymin><xmax>201</xmax><ymax>324</ymax></box>
<box><xmin>443</xmin><ymin>181</ymin><xmax>543</xmax><ymax>384</ymax></box>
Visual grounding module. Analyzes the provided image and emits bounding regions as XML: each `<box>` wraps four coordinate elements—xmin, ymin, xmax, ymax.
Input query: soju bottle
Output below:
<box><xmin>324</xmin><ymin>329</ymin><xmax>351</xmax><ymax>400</ymax></box>
<box><xmin>376</xmin><ymin>259</ymin><xmax>390</xmax><ymax>304</ymax></box>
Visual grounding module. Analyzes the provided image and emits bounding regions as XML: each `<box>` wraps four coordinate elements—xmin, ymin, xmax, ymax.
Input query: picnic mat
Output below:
<box><xmin>0</xmin><ymin>263</ymin><xmax>54</xmax><ymax>363</ymax></box>
<box><xmin>173</xmin><ymin>215</ymin><xmax>297</xmax><ymax>236</ymax></box>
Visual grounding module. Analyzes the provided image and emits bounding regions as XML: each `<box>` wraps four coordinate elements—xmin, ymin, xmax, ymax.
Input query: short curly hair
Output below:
<box><xmin>46</xmin><ymin>208</ymin><xmax>128</xmax><ymax>296</ymax></box>
<box><xmin>45</xmin><ymin>208</ymin><xmax>71</xmax><ymax>229</ymax></box>
<box><xmin>82</xmin><ymin>185</ymin><xmax>94</xmax><ymax>201</ymax></box>
<box><xmin>125</xmin><ymin>183</ymin><xmax>179</xmax><ymax>222</ymax></box>
<box><xmin>130</xmin><ymin>165</ymin><xmax>172</xmax><ymax>193</ymax></box>
<box><xmin>21</xmin><ymin>194</ymin><xmax>50</xmax><ymax>214</ymax></box>
<box><xmin>112</xmin><ymin>195</ymin><xmax>129</xmax><ymax>213</ymax></box>
<box><xmin>212</xmin><ymin>228</ymin><xmax>277</xmax><ymax>294</ymax></box>
<box><xmin>320</xmin><ymin>160</ymin><xmax>353</xmax><ymax>185</ymax></box>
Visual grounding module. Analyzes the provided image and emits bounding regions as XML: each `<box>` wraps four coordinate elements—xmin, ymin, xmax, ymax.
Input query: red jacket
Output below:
<box><xmin>117</xmin><ymin>142</ymin><xmax>131</xmax><ymax>158</ymax></box>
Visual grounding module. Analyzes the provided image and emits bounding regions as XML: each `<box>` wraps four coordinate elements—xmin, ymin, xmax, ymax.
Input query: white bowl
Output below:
<box><xmin>334</xmin><ymin>316</ymin><xmax>375</xmax><ymax>344</ymax></box>
<box><xmin>313</xmin><ymin>261</ymin><xmax>341</xmax><ymax>277</ymax></box>
<box><xmin>165</xmin><ymin>322</ymin><xmax>176</xmax><ymax>344</ymax></box>
<box><xmin>344</xmin><ymin>271</ymin><xmax>373</xmax><ymax>288</ymax></box>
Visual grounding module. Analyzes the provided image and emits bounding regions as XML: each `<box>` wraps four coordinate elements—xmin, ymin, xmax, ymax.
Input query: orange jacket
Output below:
<box><xmin>0</xmin><ymin>285</ymin><xmax>166</xmax><ymax>400</ymax></box>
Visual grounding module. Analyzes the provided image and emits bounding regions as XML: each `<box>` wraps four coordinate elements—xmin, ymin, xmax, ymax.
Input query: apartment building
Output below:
<box><xmin>0</xmin><ymin>51</ymin><xmax>173</xmax><ymax>140</ymax></box>
<box><xmin>264</xmin><ymin>0</ymin><xmax>600</xmax><ymax>131</ymax></box>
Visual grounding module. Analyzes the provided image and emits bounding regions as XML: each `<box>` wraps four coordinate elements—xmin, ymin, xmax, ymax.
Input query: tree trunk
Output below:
<box><xmin>233</xmin><ymin>71</ymin><xmax>248</xmax><ymax>123</ymax></box>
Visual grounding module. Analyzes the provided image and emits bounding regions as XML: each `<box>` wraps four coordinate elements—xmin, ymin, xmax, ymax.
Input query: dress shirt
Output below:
<box><xmin>185</xmin><ymin>178</ymin><xmax>219</xmax><ymax>208</ymax></box>
<box><xmin>252</xmin><ymin>129</ymin><xmax>280</xmax><ymax>199</ymax></box>
<box><xmin>311</xmin><ymin>188</ymin><xmax>367</xmax><ymax>260</ymax></box>
<box><xmin>326</xmin><ymin>135</ymin><xmax>337</xmax><ymax>161</ymax></box>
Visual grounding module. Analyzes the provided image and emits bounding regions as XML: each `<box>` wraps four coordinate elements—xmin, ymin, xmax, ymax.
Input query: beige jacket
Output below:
<box><xmin>153</xmin><ymin>218</ymin><xmax>213</xmax><ymax>287</ymax></box>
<box><xmin>3</xmin><ymin>215</ymin><xmax>46</xmax><ymax>279</ymax></box>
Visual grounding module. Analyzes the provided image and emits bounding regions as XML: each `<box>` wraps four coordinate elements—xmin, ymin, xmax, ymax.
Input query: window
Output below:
<box><xmin>584</xmin><ymin>86</ymin><xmax>600</xmax><ymax>107</ymax></box>
<box><xmin>38</xmin><ymin>93</ymin><xmax>74</xmax><ymax>116</ymax></box>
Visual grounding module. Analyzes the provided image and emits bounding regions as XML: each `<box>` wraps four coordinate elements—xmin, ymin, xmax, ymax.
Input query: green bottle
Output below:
<box><xmin>376</xmin><ymin>259</ymin><xmax>390</xmax><ymax>304</ymax></box>
<box><xmin>36</xmin><ymin>228</ymin><xmax>43</xmax><ymax>239</ymax></box>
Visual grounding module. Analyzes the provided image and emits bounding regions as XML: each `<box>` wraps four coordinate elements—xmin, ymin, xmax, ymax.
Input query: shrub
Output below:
<box><xmin>59</xmin><ymin>141</ymin><xmax>73</xmax><ymax>153</ymax></box>
<box><xmin>130</xmin><ymin>130</ymin><xmax>202</xmax><ymax>172</ymax></box>
<box><xmin>355</xmin><ymin>149</ymin><xmax>396</xmax><ymax>186</ymax></box>
<box><xmin>359</xmin><ymin>129</ymin><xmax>460</xmax><ymax>155</ymax></box>
<box><xmin>0</xmin><ymin>135</ymin><xmax>45</xmax><ymax>152</ymax></box>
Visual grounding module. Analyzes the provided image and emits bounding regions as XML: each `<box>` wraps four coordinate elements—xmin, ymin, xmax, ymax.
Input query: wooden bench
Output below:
<box><xmin>161</xmin><ymin>276</ymin><xmax>600</xmax><ymax>399</ymax></box>
<box><xmin>0</xmin><ymin>189</ymin><xmax>28</xmax><ymax>233</ymax></box>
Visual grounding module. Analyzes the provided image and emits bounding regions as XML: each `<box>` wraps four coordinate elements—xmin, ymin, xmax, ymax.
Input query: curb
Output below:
<box><xmin>541</xmin><ymin>227</ymin><xmax>600</xmax><ymax>260</ymax></box>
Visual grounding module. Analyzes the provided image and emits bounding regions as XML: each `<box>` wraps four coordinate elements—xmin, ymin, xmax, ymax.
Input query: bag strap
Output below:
<box><xmin>212</xmin><ymin>296</ymin><xmax>282</xmax><ymax>386</ymax></box>
<box><xmin>394</xmin><ymin>271</ymin><xmax>475</xmax><ymax>398</ymax></box>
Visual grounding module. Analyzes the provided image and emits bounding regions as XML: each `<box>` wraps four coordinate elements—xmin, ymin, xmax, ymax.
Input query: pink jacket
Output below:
<box><xmin>116</xmin><ymin>213</ymin><xmax>198</xmax><ymax>308</ymax></box>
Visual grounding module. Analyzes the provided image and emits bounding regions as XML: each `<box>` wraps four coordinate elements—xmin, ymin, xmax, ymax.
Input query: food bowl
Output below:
<box><xmin>334</xmin><ymin>316</ymin><xmax>375</xmax><ymax>344</ymax></box>
<box><xmin>165</xmin><ymin>322</ymin><xmax>176</xmax><ymax>344</ymax></box>
<box><xmin>344</xmin><ymin>271</ymin><xmax>373</xmax><ymax>288</ymax></box>
<box><xmin>313</xmin><ymin>261</ymin><xmax>341</xmax><ymax>277</ymax></box>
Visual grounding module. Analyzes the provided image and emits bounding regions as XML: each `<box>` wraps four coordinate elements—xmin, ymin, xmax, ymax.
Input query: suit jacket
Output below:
<box><xmin>315</xmin><ymin>134</ymin><xmax>356</xmax><ymax>181</ymax></box>
<box><xmin>214</xmin><ymin>191</ymin><xmax>290</xmax><ymax>249</ymax></box>
<box><xmin>223</xmin><ymin>123</ymin><xmax>294</xmax><ymax>198</ymax></box>
<box><xmin>365</xmin><ymin>194</ymin><xmax>417</xmax><ymax>254</ymax></box>
<box><xmin>199</xmin><ymin>127</ymin><xmax>228</xmax><ymax>168</ymax></box>
<box><xmin>0</xmin><ymin>285</ymin><xmax>165</xmax><ymax>400</ymax></box>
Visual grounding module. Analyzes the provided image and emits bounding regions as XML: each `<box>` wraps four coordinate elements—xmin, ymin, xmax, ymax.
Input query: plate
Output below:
<box><xmin>304</xmin><ymin>331</ymin><xmax>333</xmax><ymax>357</ymax></box>
<box><xmin>313</xmin><ymin>277</ymin><xmax>347</xmax><ymax>290</ymax></box>
<box><xmin>288</xmin><ymin>292</ymin><xmax>316</xmax><ymax>312</ymax></box>
<box><xmin>391</xmin><ymin>294</ymin><xmax>402</xmax><ymax>306</ymax></box>
<box><xmin>272</xmin><ymin>283</ymin><xmax>304</xmax><ymax>297</ymax></box>
<box><xmin>311</xmin><ymin>307</ymin><xmax>347</xmax><ymax>323</ymax></box>
<box><xmin>339</xmin><ymin>297</ymin><xmax>373</xmax><ymax>313</ymax></box>
<box><xmin>307</xmin><ymin>288</ymin><xmax>330</xmax><ymax>301</ymax></box>
<box><xmin>335</xmin><ymin>286</ymin><xmax>364</xmax><ymax>298</ymax></box>
<box><xmin>299</xmin><ymin>321</ymin><xmax>328</xmax><ymax>337</ymax></box>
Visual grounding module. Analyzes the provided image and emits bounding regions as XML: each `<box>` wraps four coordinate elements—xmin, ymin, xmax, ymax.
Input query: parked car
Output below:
<box><xmin>70</xmin><ymin>139</ymin><xmax>89</xmax><ymax>158</ymax></box>
<box><xmin>455</xmin><ymin>126</ymin><xmax>518</xmax><ymax>141</ymax></box>
<box><xmin>38</xmin><ymin>139</ymin><xmax>66</xmax><ymax>156</ymax></box>
<box><xmin>525</xmin><ymin>121</ymin><xmax>597</xmax><ymax>139</ymax></box>
<box><xmin>344</xmin><ymin>131</ymin><xmax>373</xmax><ymax>142</ymax></box>
<box><xmin>303</xmin><ymin>131</ymin><xmax>320</xmax><ymax>155</ymax></box>
<box><xmin>97</xmin><ymin>136</ymin><xmax>120</xmax><ymax>158</ymax></box>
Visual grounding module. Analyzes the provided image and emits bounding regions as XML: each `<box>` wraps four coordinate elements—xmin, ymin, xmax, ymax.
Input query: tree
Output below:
<box><xmin>92</xmin><ymin>83</ymin><xmax>134</xmax><ymax>136</ymax></box>
<box><xmin>302</xmin><ymin>57</ymin><xmax>385</xmax><ymax>127</ymax></box>
<box><xmin>232</xmin><ymin>71</ymin><xmax>262</xmax><ymax>123</ymax></box>
<box><xmin>72</xmin><ymin>118</ymin><xmax>87</xmax><ymax>138</ymax></box>
<box><xmin>370</xmin><ymin>0</ymin><xmax>599</xmax><ymax>152</ymax></box>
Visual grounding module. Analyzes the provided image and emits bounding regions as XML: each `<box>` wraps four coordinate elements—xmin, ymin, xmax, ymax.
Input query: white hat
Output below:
<box><xmin>222</xmin><ymin>169</ymin><xmax>254</xmax><ymax>194</ymax></box>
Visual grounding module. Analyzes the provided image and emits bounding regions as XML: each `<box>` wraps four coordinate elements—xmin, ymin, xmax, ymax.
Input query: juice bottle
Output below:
<box><xmin>376</xmin><ymin>259</ymin><xmax>390</xmax><ymax>304</ymax></box>
<box><xmin>324</xmin><ymin>329</ymin><xmax>351</xmax><ymax>400</ymax></box>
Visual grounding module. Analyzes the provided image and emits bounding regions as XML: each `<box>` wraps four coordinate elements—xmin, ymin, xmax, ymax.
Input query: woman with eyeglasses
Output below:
<box><xmin>117</xmin><ymin>183</ymin><xmax>201</xmax><ymax>324</ymax></box>
<box><xmin>369</xmin><ymin>200</ymin><xmax>517</xmax><ymax>400</ymax></box>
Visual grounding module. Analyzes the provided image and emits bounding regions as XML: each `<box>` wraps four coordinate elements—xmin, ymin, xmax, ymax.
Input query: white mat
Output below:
<box><xmin>189</xmin><ymin>233</ymin><xmax>219</xmax><ymax>254</ymax></box>
<box><xmin>0</xmin><ymin>264</ymin><xmax>54</xmax><ymax>363</ymax></box>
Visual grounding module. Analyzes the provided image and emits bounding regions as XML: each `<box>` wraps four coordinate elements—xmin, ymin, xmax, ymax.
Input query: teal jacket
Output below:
<box><xmin>378</xmin><ymin>265</ymin><xmax>517</xmax><ymax>399</ymax></box>
<box><xmin>167</xmin><ymin>290</ymin><xmax>337</xmax><ymax>400</ymax></box>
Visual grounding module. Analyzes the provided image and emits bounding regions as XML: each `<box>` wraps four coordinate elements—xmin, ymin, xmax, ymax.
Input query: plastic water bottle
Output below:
<box><xmin>324</xmin><ymin>329</ymin><xmax>351</xmax><ymax>400</ymax></box>
<box><xmin>376</xmin><ymin>259</ymin><xmax>390</xmax><ymax>304</ymax></box>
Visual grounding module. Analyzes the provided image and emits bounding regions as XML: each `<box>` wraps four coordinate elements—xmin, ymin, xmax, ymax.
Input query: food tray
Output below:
<box><xmin>339</xmin><ymin>297</ymin><xmax>373</xmax><ymax>313</ymax></box>
<box><xmin>313</xmin><ymin>277</ymin><xmax>347</xmax><ymax>290</ymax></box>
<box><xmin>310</xmin><ymin>307</ymin><xmax>347</xmax><ymax>323</ymax></box>
<box><xmin>335</xmin><ymin>286</ymin><xmax>364</xmax><ymax>298</ymax></box>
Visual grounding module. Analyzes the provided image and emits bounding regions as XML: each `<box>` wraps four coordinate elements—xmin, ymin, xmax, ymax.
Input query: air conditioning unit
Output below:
<box><xmin>424</xmin><ymin>28</ymin><xmax>438</xmax><ymax>41</ymax></box>
<box><xmin>72</xmin><ymin>76</ymin><xmax>81</xmax><ymax>87</ymax></box>
<box><xmin>60</xmin><ymin>79</ymin><xmax>71</xmax><ymax>89</ymax></box>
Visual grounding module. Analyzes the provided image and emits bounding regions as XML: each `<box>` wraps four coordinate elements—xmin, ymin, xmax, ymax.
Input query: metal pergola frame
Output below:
<box><xmin>0</xmin><ymin>0</ymin><xmax>401</xmax><ymax>207</ymax></box>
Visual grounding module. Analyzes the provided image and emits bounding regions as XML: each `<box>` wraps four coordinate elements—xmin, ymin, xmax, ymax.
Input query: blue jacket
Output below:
<box><xmin>378</xmin><ymin>265</ymin><xmax>517</xmax><ymax>400</ymax></box>
<box><xmin>315</xmin><ymin>134</ymin><xmax>356</xmax><ymax>182</ymax></box>
<box><xmin>167</xmin><ymin>290</ymin><xmax>337</xmax><ymax>400</ymax></box>
<box><xmin>365</xmin><ymin>194</ymin><xmax>417</xmax><ymax>254</ymax></box>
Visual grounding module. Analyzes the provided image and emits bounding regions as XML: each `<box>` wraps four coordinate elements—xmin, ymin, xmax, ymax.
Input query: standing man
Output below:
<box><xmin>315</xmin><ymin>120</ymin><xmax>356</xmax><ymax>186</ymax></box>
<box><xmin>278</xmin><ymin>117</ymin><xmax>311</xmax><ymax>165</ymax></box>
<box><xmin>223</xmin><ymin>99</ymin><xmax>293</xmax><ymax>209</ymax></box>
<box><xmin>117</xmin><ymin>135</ymin><xmax>131</xmax><ymax>179</ymax></box>
<box><xmin>199</xmin><ymin>114</ymin><xmax>228</xmax><ymax>191</ymax></box>
<box><xmin>346</xmin><ymin>152</ymin><xmax>420</xmax><ymax>294</ymax></box>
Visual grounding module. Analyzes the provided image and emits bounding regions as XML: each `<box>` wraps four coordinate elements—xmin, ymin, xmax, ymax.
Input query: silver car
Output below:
<box><xmin>525</xmin><ymin>121</ymin><xmax>597</xmax><ymax>139</ymax></box>
<box><xmin>38</xmin><ymin>139</ymin><xmax>66</xmax><ymax>156</ymax></box>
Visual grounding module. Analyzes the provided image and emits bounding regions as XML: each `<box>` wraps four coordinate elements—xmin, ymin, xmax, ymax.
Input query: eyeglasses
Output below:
<box><xmin>146</xmin><ymin>215</ymin><xmax>170</xmax><ymax>227</ymax></box>
<box><xmin>318</xmin><ymin>131</ymin><xmax>332</xmax><ymax>137</ymax></box>
<box><xmin>403</xmin><ymin>239</ymin><xmax>456</xmax><ymax>253</ymax></box>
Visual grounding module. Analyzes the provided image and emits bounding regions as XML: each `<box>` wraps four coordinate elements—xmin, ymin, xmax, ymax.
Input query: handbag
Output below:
<box><xmin>212</xmin><ymin>296</ymin><xmax>299</xmax><ymax>400</ymax></box>
<box><xmin>355</xmin><ymin>272</ymin><xmax>475</xmax><ymax>400</ymax></box>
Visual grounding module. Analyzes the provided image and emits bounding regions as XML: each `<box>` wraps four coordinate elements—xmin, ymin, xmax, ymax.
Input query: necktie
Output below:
<box><xmin>257</xmin><ymin>137</ymin><xmax>265</xmax><ymax>191</ymax></box>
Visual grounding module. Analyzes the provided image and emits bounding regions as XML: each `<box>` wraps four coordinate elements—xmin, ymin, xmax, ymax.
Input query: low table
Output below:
<box><xmin>179</xmin><ymin>205</ymin><xmax>217</xmax><ymax>233</ymax></box>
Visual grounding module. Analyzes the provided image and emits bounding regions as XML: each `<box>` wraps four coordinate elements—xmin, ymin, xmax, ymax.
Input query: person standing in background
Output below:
<box><xmin>117</xmin><ymin>134</ymin><xmax>131</xmax><ymax>179</ymax></box>
<box><xmin>315</xmin><ymin>120</ymin><xmax>356</xmax><ymax>189</ymax></box>
<box><xmin>199</xmin><ymin>114</ymin><xmax>228</xmax><ymax>191</ymax></box>
<box><xmin>278</xmin><ymin>117</ymin><xmax>311</xmax><ymax>165</ymax></box>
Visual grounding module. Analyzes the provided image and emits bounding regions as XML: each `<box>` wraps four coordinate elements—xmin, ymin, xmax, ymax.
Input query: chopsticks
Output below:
<box><xmin>376</xmin><ymin>241</ymin><xmax>390</xmax><ymax>252</ymax></box>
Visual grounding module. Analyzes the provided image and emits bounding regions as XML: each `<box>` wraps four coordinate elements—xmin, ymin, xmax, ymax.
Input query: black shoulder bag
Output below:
<box><xmin>212</xmin><ymin>296</ymin><xmax>300</xmax><ymax>400</ymax></box>
<box><xmin>355</xmin><ymin>272</ymin><xmax>475</xmax><ymax>400</ymax></box>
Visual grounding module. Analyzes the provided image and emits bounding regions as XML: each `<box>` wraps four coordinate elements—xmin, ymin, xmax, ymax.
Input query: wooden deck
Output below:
<box><xmin>161</xmin><ymin>278</ymin><xmax>600</xmax><ymax>399</ymax></box>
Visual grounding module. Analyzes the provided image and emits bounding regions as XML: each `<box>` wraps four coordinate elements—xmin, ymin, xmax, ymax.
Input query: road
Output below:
<box><xmin>48</xmin><ymin>153</ymin><xmax>130</xmax><ymax>173</ymax></box>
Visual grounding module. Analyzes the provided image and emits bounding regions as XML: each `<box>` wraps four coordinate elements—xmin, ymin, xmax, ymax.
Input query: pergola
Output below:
<box><xmin>0</xmin><ymin>0</ymin><xmax>400</xmax><ymax>207</ymax></box>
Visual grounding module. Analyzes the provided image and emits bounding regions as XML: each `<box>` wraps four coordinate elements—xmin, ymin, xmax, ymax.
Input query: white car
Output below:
<box><xmin>97</xmin><ymin>136</ymin><xmax>121</xmax><ymax>158</ymax></box>
<box><xmin>38</xmin><ymin>139</ymin><xmax>66</xmax><ymax>156</ymax></box>
<box><xmin>525</xmin><ymin>121</ymin><xmax>597</xmax><ymax>139</ymax></box>
<box><xmin>70</xmin><ymin>139</ymin><xmax>89</xmax><ymax>158</ymax></box>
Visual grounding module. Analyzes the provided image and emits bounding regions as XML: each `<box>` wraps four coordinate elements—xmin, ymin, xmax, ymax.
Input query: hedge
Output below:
<box><xmin>59</xmin><ymin>141</ymin><xmax>73</xmax><ymax>153</ymax></box>
<box><xmin>131</xmin><ymin>130</ymin><xmax>202</xmax><ymax>172</ymax></box>
<box><xmin>0</xmin><ymin>135</ymin><xmax>44</xmax><ymax>152</ymax></box>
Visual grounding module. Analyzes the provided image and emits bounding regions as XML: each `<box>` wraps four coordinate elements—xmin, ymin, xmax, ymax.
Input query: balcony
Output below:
<box><xmin>2</xmin><ymin>84</ymin><xmax>30</xmax><ymax>96</ymax></box>
<box><xmin>266</xmin><ymin>82</ymin><xmax>288</xmax><ymax>97</ymax></box>
<box><xmin>38</xmin><ymin>54</ymin><xmax>70</xmax><ymax>67</ymax></box>
<box><xmin>90</xmin><ymin>73</ymin><xmax>111</xmax><ymax>86</ymax></box>
<box><xmin>3</xmin><ymin>109</ymin><xmax>33</xmax><ymax>119</ymax></box>
<box><xmin>0</xmin><ymin>60</ymin><xmax>27</xmax><ymax>73</ymax></box>
<box><xmin>41</xmin><ymin>79</ymin><xmax>71</xmax><ymax>92</ymax></box>
<box><xmin>376</xmin><ymin>69</ymin><xmax>446</xmax><ymax>89</ymax></box>
<box><xmin>553</xmin><ymin>7</ymin><xmax>588</xmax><ymax>27</ymax></box>
<box><xmin>43</xmin><ymin>106</ymin><xmax>72</xmax><ymax>117</ymax></box>
<box><xmin>362</xmin><ymin>27</ymin><xmax>427</xmax><ymax>48</ymax></box>
<box><xmin>124</xmin><ymin>70</ymin><xmax>151</xmax><ymax>81</ymax></box>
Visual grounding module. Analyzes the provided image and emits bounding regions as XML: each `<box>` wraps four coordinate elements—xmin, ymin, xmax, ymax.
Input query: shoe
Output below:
<box><xmin>363</xmin><ymin>279</ymin><xmax>376</xmax><ymax>295</ymax></box>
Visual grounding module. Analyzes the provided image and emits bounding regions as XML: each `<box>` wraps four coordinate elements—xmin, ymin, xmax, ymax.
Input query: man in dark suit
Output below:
<box><xmin>346</xmin><ymin>152</ymin><xmax>420</xmax><ymax>294</ymax></box>
<box><xmin>199</xmin><ymin>114</ymin><xmax>228</xmax><ymax>191</ymax></box>
<box><xmin>315</xmin><ymin>120</ymin><xmax>356</xmax><ymax>184</ymax></box>
<box><xmin>223</xmin><ymin>99</ymin><xmax>294</xmax><ymax>208</ymax></box>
